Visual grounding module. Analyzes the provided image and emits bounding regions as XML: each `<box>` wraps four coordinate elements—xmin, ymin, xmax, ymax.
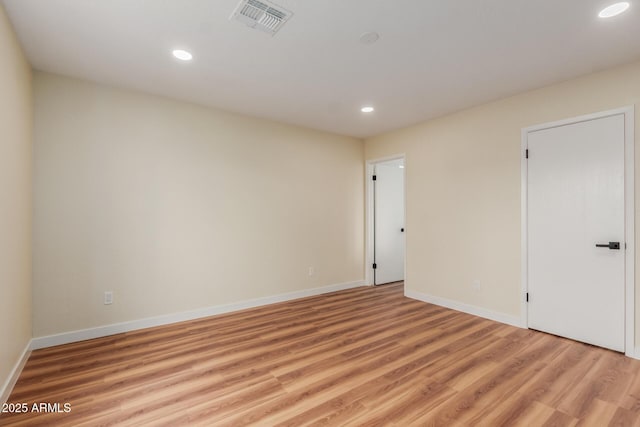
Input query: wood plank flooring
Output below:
<box><xmin>3</xmin><ymin>283</ymin><xmax>640</xmax><ymax>426</ymax></box>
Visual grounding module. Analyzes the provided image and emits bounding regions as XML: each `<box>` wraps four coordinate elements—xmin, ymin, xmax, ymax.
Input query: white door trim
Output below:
<box><xmin>365</xmin><ymin>154</ymin><xmax>407</xmax><ymax>286</ymax></box>
<box><xmin>521</xmin><ymin>106</ymin><xmax>635</xmax><ymax>357</ymax></box>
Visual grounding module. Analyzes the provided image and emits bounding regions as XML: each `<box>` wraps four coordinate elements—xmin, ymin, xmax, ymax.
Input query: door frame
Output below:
<box><xmin>521</xmin><ymin>106</ymin><xmax>635</xmax><ymax>357</ymax></box>
<box><xmin>366</xmin><ymin>154</ymin><xmax>407</xmax><ymax>287</ymax></box>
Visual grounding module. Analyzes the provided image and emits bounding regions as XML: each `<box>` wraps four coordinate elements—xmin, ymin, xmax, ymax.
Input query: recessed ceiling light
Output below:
<box><xmin>361</xmin><ymin>106</ymin><xmax>375</xmax><ymax>113</ymax></box>
<box><xmin>172</xmin><ymin>49</ymin><xmax>193</xmax><ymax>61</ymax></box>
<box><xmin>399</xmin><ymin>165</ymin><xmax>405</xmax><ymax>169</ymax></box>
<box><xmin>599</xmin><ymin>2</ymin><xmax>630</xmax><ymax>18</ymax></box>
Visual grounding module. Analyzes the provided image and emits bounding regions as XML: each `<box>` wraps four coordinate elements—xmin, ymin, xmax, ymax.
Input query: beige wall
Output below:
<box><xmin>0</xmin><ymin>5</ymin><xmax>32</xmax><ymax>394</ymax></box>
<box><xmin>33</xmin><ymin>72</ymin><xmax>364</xmax><ymax>337</ymax></box>
<box><xmin>365</xmin><ymin>59</ymin><xmax>640</xmax><ymax>337</ymax></box>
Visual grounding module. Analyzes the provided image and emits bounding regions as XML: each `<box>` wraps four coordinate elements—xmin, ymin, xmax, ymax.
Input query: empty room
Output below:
<box><xmin>2</xmin><ymin>0</ymin><xmax>640</xmax><ymax>425</ymax></box>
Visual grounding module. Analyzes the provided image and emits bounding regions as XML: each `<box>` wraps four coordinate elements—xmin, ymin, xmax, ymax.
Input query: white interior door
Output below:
<box><xmin>374</xmin><ymin>160</ymin><xmax>405</xmax><ymax>285</ymax></box>
<box><xmin>527</xmin><ymin>113</ymin><xmax>625</xmax><ymax>352</ymax></box>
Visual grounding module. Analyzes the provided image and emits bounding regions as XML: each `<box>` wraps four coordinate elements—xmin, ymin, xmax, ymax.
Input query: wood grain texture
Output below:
<box><xmin>2</xmin><ymin>283</ymin><xmax>640</xmax><ymax>426</ymax></box>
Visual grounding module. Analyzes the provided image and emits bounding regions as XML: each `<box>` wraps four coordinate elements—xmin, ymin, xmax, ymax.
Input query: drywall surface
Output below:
<box><xmin>33</xmin><ymin>72</ymin><xmax>364</xmax><ymax>336</ymax></box>
<box><xmin>0</xmin><ymin>3</ymin><xmax>32</xmax><ymax>398</ymax></box>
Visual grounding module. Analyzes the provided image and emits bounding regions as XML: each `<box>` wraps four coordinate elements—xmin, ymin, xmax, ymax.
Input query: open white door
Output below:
<box><xmin>527</xmin><ymin>113</ymin><xmax>626</xmax><ymax>352</ymax></box>
<box><xmin>374</xmin><ymin>160</ymin><xmax>405</xmax><ymax>285</ymax></box>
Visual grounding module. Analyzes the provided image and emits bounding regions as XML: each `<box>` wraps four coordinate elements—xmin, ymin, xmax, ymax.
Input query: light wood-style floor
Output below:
<box><xmin>2</xmin><ymin>283</ymin><xmax>640</xmax><ymax>426</ymax></box>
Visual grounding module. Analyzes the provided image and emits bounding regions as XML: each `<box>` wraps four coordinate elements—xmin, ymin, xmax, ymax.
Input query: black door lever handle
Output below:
<box><xmin>595</xmin><ymin>242</ymin><xmax>620</xmax><ymax>250</ymax></box>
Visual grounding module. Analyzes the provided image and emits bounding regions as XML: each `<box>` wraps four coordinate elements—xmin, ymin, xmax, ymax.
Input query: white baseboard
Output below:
<box><xmin>405</xmin><ymin>289</ymin><xmax>524</xmax><ymax>328</ymax></box>
<box><xmin>1</xmin><ymin>339</ymin><xmax>32</xmax><ymax>406</ymax></box>
<box><xmin>405</xmin><ymin>289</ymin><xmax>640</xmax><ymax>359</ymax></box>
<box><xmin>32</xmin><ymin>280</ymin><xmax>365</xmax><ymax>350</ymax></box>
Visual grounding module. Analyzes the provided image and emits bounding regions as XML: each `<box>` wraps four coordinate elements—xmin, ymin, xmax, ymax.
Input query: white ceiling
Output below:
<box><xmin>3</xmin><ymin>0</ymin><xmax>640</xmax><ymax>138</ymax></box>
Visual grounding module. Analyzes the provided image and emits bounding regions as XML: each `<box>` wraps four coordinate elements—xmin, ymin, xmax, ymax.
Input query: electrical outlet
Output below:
<box><xmin>104</xmin><ymin>291</ymin><xmax>113</xmax><ymax>305</ymax></box>
<box><xmin>308</xmin><ymin>266</ymin><xmax>315</xmax><ymax>276</ymax></box>
<box><xmin>472</xmin><ymin>280</ymin><xmax>481</xmax><ymax>291</ymax></box>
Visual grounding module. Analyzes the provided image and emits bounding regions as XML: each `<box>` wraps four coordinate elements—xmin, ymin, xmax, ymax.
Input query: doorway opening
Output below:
<box><xmin>366</xmin><ymin>156</ymin><xmax>406</xmax><ymax>287</ymax></box>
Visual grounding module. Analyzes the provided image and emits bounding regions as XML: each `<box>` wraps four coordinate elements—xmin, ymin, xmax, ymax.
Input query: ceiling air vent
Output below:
<box><xmin>230</xmin><ymin>0</ymin><xmax>293</xmax><ymax>35</ymax></box>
